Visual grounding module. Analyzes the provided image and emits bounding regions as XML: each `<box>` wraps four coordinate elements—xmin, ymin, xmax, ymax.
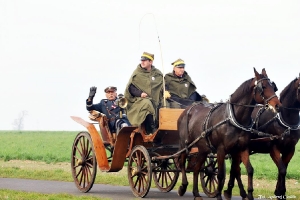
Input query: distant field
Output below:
<box><xmin>0</xmin><ymin>130</ymin><xmax>299</xmax><ymax>180</ymax></box>
<box><xmin>0</xmin><ymin>131</ymin><xmax>77</xmax><ymax>163</ymax></box>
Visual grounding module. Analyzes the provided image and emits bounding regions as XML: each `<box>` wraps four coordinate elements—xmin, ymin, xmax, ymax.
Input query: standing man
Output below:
<box><xmin>124</xmin><ymin>52</ymin><xmax>164</xmax><ymax>135</ymax></box>
<box><xmin>86</xmin><ymin>86</ymin><xmax>130</xmax><ymax>134</ymax></box>
<box><xmin>164</xmin><ymin>58</ymin><xmax>207</xmax><ymax>108</ymax></box>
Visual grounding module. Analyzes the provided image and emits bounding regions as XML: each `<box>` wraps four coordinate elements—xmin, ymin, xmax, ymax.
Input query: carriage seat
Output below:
<box><xmin>88</xmin><ymin>110</ymin><xmax>115</xmax><ymax>146</ymax></box>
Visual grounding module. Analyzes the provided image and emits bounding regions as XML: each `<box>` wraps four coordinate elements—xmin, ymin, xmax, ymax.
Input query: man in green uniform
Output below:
<box><xmin>164</xmin><ymin>58</ymin><xmax>207</xmax><ymax>108</ymax></box>
<box><xmin>124</xmin><ymin>52</ymin><xmax>163</xmax><ymax>135</ymax></box>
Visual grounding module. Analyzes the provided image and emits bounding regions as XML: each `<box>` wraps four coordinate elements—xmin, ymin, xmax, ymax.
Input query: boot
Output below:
<box><xmin>145</xmin><ymin>114</ymin><xmax>157</xmax><ymax>135</ymax></box>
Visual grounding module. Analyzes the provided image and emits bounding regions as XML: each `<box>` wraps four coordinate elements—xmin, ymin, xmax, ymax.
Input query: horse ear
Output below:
<box><xmin>253</xmin><ymin>67</ymin><xmax>259</xmax><ymax>78</ymax></box>
<box><xmin>262</xmin><ymin>68</ymin><xmax>267</xmax><ymax>77</ymax></box>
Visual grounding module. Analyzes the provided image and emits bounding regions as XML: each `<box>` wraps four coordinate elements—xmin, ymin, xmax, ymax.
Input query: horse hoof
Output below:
<box><xmin>194</xmin><ymin>197</ymin><xmax>203</xmax><ymax>200</ymax></box>
<box><xmin>223</xmin><ymin>190</ymin><xmax>232</xmax><ymax>200</ymax></box>
<box><xmin>242</xmin><ymin>198</ymin><xmax>249</xmax><ymax>200</ymax></box>
<box><xmin>177</xmin><ymin>186</ymin><xmax>186</xmax><ymax>196</ymax></box>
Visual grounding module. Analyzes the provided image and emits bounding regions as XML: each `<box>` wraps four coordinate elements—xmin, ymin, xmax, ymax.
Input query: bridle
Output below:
<box><xmin>253</xmin><ymin>77</ymin><xmax>278</xmax><ymax>105</ymax></box>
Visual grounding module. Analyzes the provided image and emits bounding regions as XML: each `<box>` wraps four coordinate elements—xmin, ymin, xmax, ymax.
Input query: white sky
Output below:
<box><xmin>0</xmin><ymin>0</ymin><xmax>299</xmax><ymax>130</ymax></box>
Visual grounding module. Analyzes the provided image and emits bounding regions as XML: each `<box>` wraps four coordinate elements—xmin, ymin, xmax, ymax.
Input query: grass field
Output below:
<box><xmin>0</xmin><ymin>130</ymin><xmax>299</xmax><ymax>198</ymax></box>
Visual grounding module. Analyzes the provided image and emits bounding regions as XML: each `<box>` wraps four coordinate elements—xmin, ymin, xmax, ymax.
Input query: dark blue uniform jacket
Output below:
<box><xmin>86</xmin><ymin>98</ymin><xmax>121</xmax><ymax>133</ymax></box>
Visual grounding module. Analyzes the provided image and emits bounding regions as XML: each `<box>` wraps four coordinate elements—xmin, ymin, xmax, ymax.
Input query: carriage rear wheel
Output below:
<box><xmin>127</xmin><ymin>145</ymin><xmax>152</xmax><ymax>197</ymax></box>
<box><xmin>200</xmin><ymin>154</ymin><xmax>226</xmax><ymax>198</ymax></box>
<box><xmin>71</xmin><ymin>131</ymin><xmax>97</xmax><ymax>193</ymax></box>
<box><xmin>152</xmin><ymin>155</ymin><xmax>179</xmax><ymax>192</ymax></box>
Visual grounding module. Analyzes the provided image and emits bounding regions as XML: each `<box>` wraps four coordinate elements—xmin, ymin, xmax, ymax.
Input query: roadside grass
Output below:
<box><xmin>0</xmin><ymin>130</ymin><xmax>299</xmax><ymax>198</ymax></box>
<box><xmin>0</xmin><ymin>189</ymin><xmax>110</xmax><ymax>200</ymax></box>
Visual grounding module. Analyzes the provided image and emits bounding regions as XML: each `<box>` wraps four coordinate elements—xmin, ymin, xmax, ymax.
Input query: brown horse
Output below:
<box><xmin>177</xmin><ymin>68</ymin><xmax>282</xmax><ymax>200</ymax></box>
<box><xmin>224</xmin><ymin>74</ymin><xmax>300</xmax><ymax>200</ymax></box>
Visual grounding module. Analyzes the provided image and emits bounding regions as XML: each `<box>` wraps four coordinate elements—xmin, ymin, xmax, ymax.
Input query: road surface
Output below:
<box><xmin>0</xmin><ymin>178</ymin><xmax>265</xmax><ymax>200</ymax></box>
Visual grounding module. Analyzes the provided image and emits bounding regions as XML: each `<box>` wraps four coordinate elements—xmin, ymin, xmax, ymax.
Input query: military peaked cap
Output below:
<box><xmin>141</xmin><ymin>52</ymin><xmax>154</xmax><ymax>61</ymax></box>
<box><xmin>104</xmin><ymin>86</ymin><xmax>117</xmax><ymax>93</ymax></box>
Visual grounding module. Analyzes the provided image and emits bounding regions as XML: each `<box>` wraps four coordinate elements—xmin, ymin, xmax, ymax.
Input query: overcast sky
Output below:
<box><xmin>1</xmin><ymin>0</ymin><xmax>299</xmax><ymax>130</ymax></box>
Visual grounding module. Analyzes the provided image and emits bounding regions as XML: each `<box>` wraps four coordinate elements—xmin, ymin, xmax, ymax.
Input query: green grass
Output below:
<box><xmin>1</xmin><ymin>130</ymin><xmax>299</xmax><ymax>180</ymax></box>
<box><xmin>0</xmin><ymin>189</ymin><xmax>110</xmax><ymax>200</ymax></box>
<box><xmin>235</xmin><ymin>148</ymin><xmax>300</xmax><ymax>180</ymax></box>
<box><xmin>0</xmin><ymin>131</ymin><xmax>77</xmax><ymax>163</ymax></box>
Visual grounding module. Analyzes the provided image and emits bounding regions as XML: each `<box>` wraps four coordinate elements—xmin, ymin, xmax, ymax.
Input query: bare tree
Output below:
<box><xmin>12</xmin><ymin>110</ymin><xmax>28</xmax><ymax>131</ymax></box>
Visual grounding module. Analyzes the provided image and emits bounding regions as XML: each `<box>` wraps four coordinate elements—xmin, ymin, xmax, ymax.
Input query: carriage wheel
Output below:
<box><xmin>127</xmin><ymin>145</ymin><xmax>152</xmax><ymax>197</ymax></box>
<box><xmin>200</xmin><ymin>154</ymin><xmax>226</xmax><ymax>198</ymax></box>
<box><xmin>152</xmin><ymin>156</ymin><xmax>179</xmax><ymax>192</ymax></box>
<box><xmin>71</xmin><ymin>131</ymin><xmax>97</xmax><ymax>193</ymax></box>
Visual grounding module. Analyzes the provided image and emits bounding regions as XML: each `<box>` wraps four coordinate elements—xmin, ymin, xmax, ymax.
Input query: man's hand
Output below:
<box><xmin>164</xmin><ymin>91</ymin><xmax>171</xmax><ymax>99</ymax></box>
<box><xmin>89</xmin><ymin>86</ymin><xmax>97</xmax><ymax>98</ymax></box>
<box><xmin>201</xmin><ymin>95</ymin><xmax>210</xmax><ymax>103</ymax></box>
<box><xmin>141</xmin><ymin>92</ymin><xmax>148</xmax><ymax>98</ymax></box>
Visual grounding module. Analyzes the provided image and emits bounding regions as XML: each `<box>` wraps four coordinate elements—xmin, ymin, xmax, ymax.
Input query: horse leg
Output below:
<box><xmin>271</xmin><ymin>145</ymin><xmax>295</xmax><ymax>198</ymax></box>
<box><xmin>215</xmin><ymin>149</ymin><xmax>226</xmax><ymax>200</ymax></box>
<box><xmin>224</xmin><ymin>153</ymin><xmax>247</xmax><ymax>200</ymax></box>
<box><xmin>269</xmin><ymin>146</ymin><xmax>286</xmax><ymax>197</ymax></box>
<box><xmin>178</xmin><ymin>152</ymin><xmax>188</xmax><ymax>196</ymax></box>
<box><xmin>192</xmin><ymin>156</ymin><xmax>206</xmax><ymax>200</ymax></box>
<box><xmin>280</xmin><ymin>150</ymin><xmax>295</xmax><ymax>198</ymax></box>
<box><xmin>240</xmin><ymin>150</ymin><xmax>253</xmax><ymax>200</ymax></box>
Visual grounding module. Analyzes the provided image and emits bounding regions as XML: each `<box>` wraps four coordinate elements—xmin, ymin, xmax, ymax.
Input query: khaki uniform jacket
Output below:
<box><xmin>165</xmin><ymin>71</ymin><xmax>197</xmax><ymax>99</ymax></box>
<box><xmin>124</xmin><ymin>65</ymin><xmax>163</xmax><ymax>126</ymax></box>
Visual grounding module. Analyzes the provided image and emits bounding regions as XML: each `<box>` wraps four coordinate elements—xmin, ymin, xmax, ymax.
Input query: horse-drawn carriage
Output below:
<box><xmin>71</xmin><ymin>69</ymin><xmax>299</xmax><ymax>200</ymax></box>
<box><xmin>70</xmin><ymin>106</ymin><xmax>221</xmax><ymax>198</ymax></box>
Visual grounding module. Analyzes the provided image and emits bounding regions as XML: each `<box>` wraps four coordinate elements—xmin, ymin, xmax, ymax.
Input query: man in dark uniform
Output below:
<box><xmin>86</xmin><ymin>86</ymin><xmax>130</xmax><ymax>134</ymax></box>
<box><xmin>124</xmin><ymin>52</ymin><xmax>164</xmax><ymax>135</ymax></box>
<box><xmin>164</xmin><ymin>58</ymin><xmax>208</xmax><ymax>108</ymax></box>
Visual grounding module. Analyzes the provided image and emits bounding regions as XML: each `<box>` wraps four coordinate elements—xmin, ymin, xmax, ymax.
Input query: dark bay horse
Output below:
<box><xmin>224</xmin><ymin>74</ymin><xmax>300</xmax><ymax>200</ymax></box>
<box><xmin>177</xmin><ymin>68</ymin><xmax>282</xmax><ymax>200</ymax></box>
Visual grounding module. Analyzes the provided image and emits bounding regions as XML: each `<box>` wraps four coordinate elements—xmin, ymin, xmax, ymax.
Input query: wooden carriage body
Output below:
<box><xmin>70</xmin><ymin>107</ymin><xmax>218</xmax><ymax>198</ymax></box>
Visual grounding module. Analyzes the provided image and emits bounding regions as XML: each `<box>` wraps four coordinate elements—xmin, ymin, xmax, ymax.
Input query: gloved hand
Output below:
<box><xmin>89</xmin><ymin>86</ymin><xmax>97</xmax><ymax>98</ymax></box>
<box><xmin>201</xmin><ymin>95</ymin><xmax>210</xmax><ymax>103</ymax></box>
<box><xmin>164</xmin><ymin>91</ymin><xmax>171</xmax><ymax>99</ymax></box>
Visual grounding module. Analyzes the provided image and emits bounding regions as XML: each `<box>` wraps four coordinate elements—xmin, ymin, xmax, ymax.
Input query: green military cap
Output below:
<box><xmin>104</xmin><ymin>86</ymin><xmax>117</xmax><ymax>93</ymax></box>
<box><xmin>171</xmin><ymin>58</ymin><xmax>185</xmax><ymax>68</ymax></box>
<box><xmin>141</xmin><ymin>52</ymin><xmax>154</xmax><ymax>61</ymax></box>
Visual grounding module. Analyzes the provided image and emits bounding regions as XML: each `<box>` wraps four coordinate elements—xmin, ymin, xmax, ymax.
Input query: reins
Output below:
<box><xmin>279</xmin><ymin>106</ymin><xmax>300</xmax><ymax>111</ymax></box>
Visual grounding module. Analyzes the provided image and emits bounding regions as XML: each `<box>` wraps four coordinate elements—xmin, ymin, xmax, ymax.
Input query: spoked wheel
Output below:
<box><xmin>127</xmin><ymin>145</ymin><xmax>152</xmax><ymax>197</ymax></box>
<box><xmin>152</xmin><ymin>155</ymin><xmax>179</xmax><ymax>192</ymax></box>
<box><xmin>71</xmin><ymin>131</ymin><xmax>97</xmax><ymax>193</ymax></box>
<box><xmin>200</xmin><ymin>154</ymin><xmax>226</xmax><ymax>198</ymax></box>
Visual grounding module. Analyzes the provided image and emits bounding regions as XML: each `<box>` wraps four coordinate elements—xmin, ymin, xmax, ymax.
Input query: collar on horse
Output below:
<box><xmin>251</xmin><ymin>106</ymin><xmax>300</xmax><ymax>142</ymax></box>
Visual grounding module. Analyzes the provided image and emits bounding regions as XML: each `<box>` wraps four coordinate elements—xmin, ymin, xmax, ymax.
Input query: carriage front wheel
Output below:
<box><xmin>200</xmin><ymin>154</ymin><xmax>226</xmax><ymax>198</ymax></box>
<box><xmin>127</xmin><ymin>145</ymin><xmax>152</xmax><ymax>197</ymax></box>
<box><xmin>71</xmin><ymin>131</ymin><xmax>97</xmax><ymax>193</ymax></box>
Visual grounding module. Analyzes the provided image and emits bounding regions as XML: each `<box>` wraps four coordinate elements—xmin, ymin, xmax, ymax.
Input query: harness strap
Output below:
<box><xmin>264</xmin><ymin>94</ymin><xmax>277</xmax><ymax>104</ymax></box>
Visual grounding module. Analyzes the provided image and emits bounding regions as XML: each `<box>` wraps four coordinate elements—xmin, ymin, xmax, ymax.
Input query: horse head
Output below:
<box><xmin>297</xmin><ymin>73</ymin><xmax>300</xmax><ymax>103</ymax></box>
<box><xmin>252</xmin><ymin>68</ymin><xmax>281</xmax><ymax>112</ymax></box>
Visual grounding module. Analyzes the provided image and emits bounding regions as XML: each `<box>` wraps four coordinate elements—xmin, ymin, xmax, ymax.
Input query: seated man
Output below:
<box><xmin>164</xmin><ymin>58</ymin><xmax>208</xmax><ymax>108</ymax></box>
<box><xmin>86</xmin><ymin>86</ymin><xmax>131</xmax><ymax>135</ymax></box>
<box><xmin>124</xmin><ymin>52</ymin><xmax>164</xmax><ymax>135</ymax></box>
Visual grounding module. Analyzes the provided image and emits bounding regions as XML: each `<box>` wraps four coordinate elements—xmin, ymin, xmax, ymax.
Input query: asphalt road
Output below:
<box><xmin>0</xmin><ymin>178</ymin><xmax>266</xmax><ymax>200</ymax></box>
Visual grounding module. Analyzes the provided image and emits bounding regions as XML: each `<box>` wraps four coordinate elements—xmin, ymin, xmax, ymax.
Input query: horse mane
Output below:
<box><xmin>279</xmin><ymin>78</ymin><xmax>297</xmax><ymax>103</ymax></box>
<box><xmin>230</xmin><ymin>78</ymin><xmax>253</xmax><ymax>101</ymax></box>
